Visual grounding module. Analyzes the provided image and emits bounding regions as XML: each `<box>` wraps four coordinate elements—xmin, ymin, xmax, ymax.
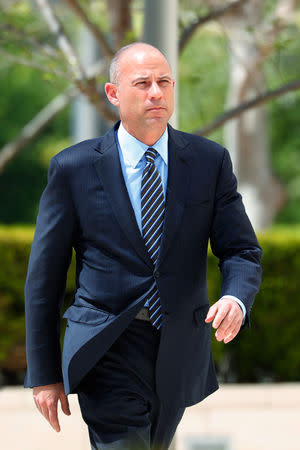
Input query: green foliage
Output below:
<box><xmin>269</xmin><ymin>94</ymin><xmax>300</xmax><ymax>223</ymax></box>
<box><xmin>265</xmin><ymin>29</ymin><xmax>300</xmax><ymax>224</ymax></box>
<box><xmin>1</xmin><ymin>225</ymin><xmax>300</xmax><ymax>383</ymax></box>
<box><xmin>214</xmin><ymin>228</ymin><xmax>300</xmax><ymax>382</ymax></box>
<box><xmin>0</xmin><ymin>62</ymin><xmax>70</xmax><ymax>224</ymax></box>
<box><xmin>0</xmin><ymin>2</ymin><xmax>299</xmax><ymax>226</ymax></box>
<box><xmin>178</xmin><ymin>24</ymin><xmax>300</xmax><ymax>224</ymax></box>
<box><xmin>0</xmin><ymin>4</ymin><xmax>299</xmax><ymax>225</ymax></box>
<box><xmin>0</xmin><ymin>65</ymin><xmax>66</xmax><ymax>145</ymax></box>
<box><xmin>0</xmin><ymin>226</ymin><xmax>74</xmax><ymax>369</ymax></box>
<box><xmin>178</xmin><ymin>26</ymin><xmax>228</xmax><ymax>144</ymax></box>
<box><xmin>0</xmin><ymin>232</ymin><xmax>31</xmax><ymax>363</ymax></box>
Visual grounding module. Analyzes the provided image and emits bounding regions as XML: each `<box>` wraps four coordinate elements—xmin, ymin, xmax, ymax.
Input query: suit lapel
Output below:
<box><xmin>93</xmin><ymin>123</ymin><xmax>190</xmax><ymax>269</ymax></box>
<box><xmin>93</xmin><ymin>124</ymin><xmax>153</xmax><ymax>269</ymax></box>
<box><xmin>157</xmin><ymin>125</ymin><xmax>190</xmax><ymax>266</ymax></box>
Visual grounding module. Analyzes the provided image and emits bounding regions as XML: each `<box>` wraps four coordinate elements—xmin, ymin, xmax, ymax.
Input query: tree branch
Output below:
<box><xmin>235</xmin><ymin>0</ymin><xmax>298</xmax><ymax>103</ymax></box>
<box><xmin>0</xmin><ymin>48</ymin><xmax>69</xmax><ymax>79</ymax></box>
<box><xmin>258</xmin><ymin>0</ymin><xmax>298</xmax><ymax>58</ymax></box>
<box><xmin>105</xmin><ymin>0</ymin><xmax>132</xmax><ymax>50</ymax></box>
<box><xmin>0</xmin><ymin>23</ymin><xmax>63</xmax><ymax>61</ymax></box>
<box><xmin>35</xmin><ymin>0</ymin><xmax>117</xmax><ymax>122</ymax></box>
<box><xmin>193</xmin><ymin>79</ymin><xmax>300</xmax><ymax>136</ymax></box>
<box><xmin>0</xmin><ymin>0</ymin><xmax>20</xmax><ymax>13</ymax></box>
<box><xmin>179</xmin><ymin>0</ymin><xmax>248</xmax><ymax>53</ymax></box>
<box><xmin>74</xmin><ymin>77</ymin><xmax>118</xmax><ymax>123</ymax></box>
<box><xmin>61</xmin><ymin>0</ymin><xmax>114</xmax><ymax>57</ymax></box>
<box><xmin>0</xmin><ymin>52</ymin><xmax>119</xmax><ymax>174</ymax></box>
<box><xmin>35</xmin><ymin>0</ymin><xmax>86</xmax><ymax>80</ymax></box>
<box><xmin>0</xmin><ymin>87</ymin><xmax>77</xmax><ymax>174</ymax></box>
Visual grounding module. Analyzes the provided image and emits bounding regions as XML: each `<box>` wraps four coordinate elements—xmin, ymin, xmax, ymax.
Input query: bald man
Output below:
<box><xmin>25</xmin><ymin>43</ymin><xmax>262</xmax><ymax>449</ymax></box>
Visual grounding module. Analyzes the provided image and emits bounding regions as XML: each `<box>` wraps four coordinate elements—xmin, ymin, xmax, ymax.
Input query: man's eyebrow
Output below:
<box><xmin>132</xmin><ymin>75</ymin><xmax>172</xmax><ymax>83</ymax></box>
<box><xmin>132</xmin><ymin>76</ymin><xmax>149</xmax><ymax>83</ymax></box>
<box><xmin>158</xmin><ymin>75</ymin><xmax>172</xmax><ymax>80</ymax></box>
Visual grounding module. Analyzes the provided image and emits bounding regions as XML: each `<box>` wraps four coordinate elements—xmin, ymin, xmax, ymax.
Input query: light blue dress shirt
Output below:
<box><xmin>116</xmin><ymin>122</ymin><xmax>168</xmax><ymax>234</ymax></box>
<box><xmin>116</xmin><ymin>123</ymin><xmax>168</xmax><ymax>308</ymax></box>
<box><xmin>115</xmin><ymin>122</ymin><xmax>246</xmax><ymax>320</ymax></box>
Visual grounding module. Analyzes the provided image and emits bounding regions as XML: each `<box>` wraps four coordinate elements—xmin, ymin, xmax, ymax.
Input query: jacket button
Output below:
<box><xmin>154</xmin><ymin>270</ymin><xmax>160</xmax><ymax>278</ymax></box>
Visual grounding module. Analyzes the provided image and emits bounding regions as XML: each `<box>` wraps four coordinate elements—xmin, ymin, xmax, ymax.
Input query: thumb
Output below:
<box><xmin>205</xmin><ymin>304</ymin><xmax>218</xmax><ymax>323</ymax></box>
<box><xmin>60</xmin><ymin>392</ymin><xmax>71</xmax><ymax>416</ymax></box>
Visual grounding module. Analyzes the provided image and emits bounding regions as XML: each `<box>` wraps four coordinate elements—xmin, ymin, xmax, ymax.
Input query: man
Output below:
<box><xmin>25</xmin><ymin>43</ymin><xmax>262</xmax><ymax>449</ymax></box>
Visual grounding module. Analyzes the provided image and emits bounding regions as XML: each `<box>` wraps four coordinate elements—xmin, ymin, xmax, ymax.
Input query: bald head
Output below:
<box><xmin>105</xmin><ymin>41</ymin><xmax>175</xmax><ymax>145</ymax></box>
<box><xmin>109</xmin><ymin>42</ymin><xmax>172</xmax><ymax>85</ymax></box>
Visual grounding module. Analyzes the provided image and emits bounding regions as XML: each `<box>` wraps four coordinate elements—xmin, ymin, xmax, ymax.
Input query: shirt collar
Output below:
<box><xmin>117</xmin><ymin>122</ymin><xmax>168</xmax><ymax>168</ymax></box>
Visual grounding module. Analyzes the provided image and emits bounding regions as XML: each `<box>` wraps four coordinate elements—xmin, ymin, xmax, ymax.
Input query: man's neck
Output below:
<box><xmin>121</xmin><ymin>122</ymin><xmax>167</xmax><ymax>147</ymax></box>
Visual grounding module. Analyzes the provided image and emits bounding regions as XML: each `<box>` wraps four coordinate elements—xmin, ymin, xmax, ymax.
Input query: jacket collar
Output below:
<box><xmin>93</xmin><ymin>121</ymin><xmax>190</xmax><ymax>267</ymax></box>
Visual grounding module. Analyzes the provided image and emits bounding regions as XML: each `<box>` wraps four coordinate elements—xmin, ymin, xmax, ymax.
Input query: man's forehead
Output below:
<box><xmin>121</xmin><ymin>60</ymin><xmax>172</xmax><ymax>80</ymax></box>
<box><xmin>119</xmin><ymin>48</ymin><xmax>170</xmax><ymax>70</ymax></box>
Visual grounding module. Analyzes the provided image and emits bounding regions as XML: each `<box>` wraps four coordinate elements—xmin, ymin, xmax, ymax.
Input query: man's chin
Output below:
<box><xmin>145</xmin><ymin>114</ymin><xmax>169</xmax><ymax>126</ymax></box>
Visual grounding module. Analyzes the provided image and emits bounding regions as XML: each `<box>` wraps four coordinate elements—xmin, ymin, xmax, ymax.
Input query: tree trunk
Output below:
<box><xmin>106</xmin><ymin>0</ymin><xmax>132</xmax><ymax>50</ymax></box>
<box><xmin>144</xmin><ymin>0</ymin><xmax>178</xmax><ymax>127</ymax></box>
<box><xmin>72</xmin><ymin>27</ymin><xmax>109</xmax><ymax>142</ymax></box>
<box><xmin>222</xmin><ymin>0</ymin><xmax>286</xmax><ymax>229</ymax></box>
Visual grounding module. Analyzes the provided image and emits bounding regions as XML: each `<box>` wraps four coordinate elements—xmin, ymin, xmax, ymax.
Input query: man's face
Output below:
<box><xmin>107</xmin><ymin>47</ymin><xmax>175</xmax><ymax>138</ymax></box>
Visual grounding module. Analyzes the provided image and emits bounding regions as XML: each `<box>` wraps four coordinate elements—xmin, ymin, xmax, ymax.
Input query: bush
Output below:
<box><xmin>0</xmin><ymin>226</ymin><xmax>75</xmax><ymax>376</ymax></box>
<box><xmin>0</xmin><ymin>225</ymin><xmax>299</xmax><ymax>383</ymax></box>
<box><xmin>214</xmin><ymin>228</ymin><xmax>300</xmax><ymax>382</ymax></box>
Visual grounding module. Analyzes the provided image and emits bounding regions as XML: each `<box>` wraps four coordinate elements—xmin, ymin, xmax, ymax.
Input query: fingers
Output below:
<box><xmin>223</xmin><ymin>322</ymin><xmax>241</xmax><ymax>344</ymax></box>
<box><xmin>205</xmin><ymin>301</ymin><xmax>231</xmax><ymax>327</ymax></box>
<box><xmin>205</xmin><ymin>299</ymin><xmax>243</xmax><ymax>344</ymax></box>
<box><xmin>216</xmin><ymin>316</ymin><xmax>241</xmax><ymax>343</ymax></box>
<box><xmin>34</xmin><ymin>392</ymin><xmax>60</xmax><ymax>432</ymax></box>
<box><xmin>60</xmin><ymin>391</ymin><xmax>71</xmax><ymax>416</ymax></box>
<box><xmin>215</xmin><ymin>304</ymin><xmax>236</xmax><ymax>338</ymax></box>
<box><xmin>48</xmin><ymin>398</ymin><xmax>60</xmax><ymax>432</ymax></box>
<box><xmin>33</xmin><ymin>383</ymin><xmax>68</xmax><ymax>432</ymax></box>
<box><xmin>205</xmin><ymin>303</ymin><xmax>218</xmax><ymax>323</ymax></box>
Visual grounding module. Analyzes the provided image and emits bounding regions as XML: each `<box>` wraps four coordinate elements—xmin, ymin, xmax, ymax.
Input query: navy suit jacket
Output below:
<box><xmin>25</xmin><ymin>122</ymin><xmax>262</xmax><ymax>407</ymax></box>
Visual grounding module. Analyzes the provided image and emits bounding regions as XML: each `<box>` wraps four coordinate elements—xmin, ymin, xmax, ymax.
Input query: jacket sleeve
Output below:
<box><xmin>24</xmin><ymin>157</ymin><xmax>76</xmax><ymax>387</ymax></box>
<box><xmin>209</xmin><ymin>148</ymin><xmax>262</xmax><ymax>326</ymax></box>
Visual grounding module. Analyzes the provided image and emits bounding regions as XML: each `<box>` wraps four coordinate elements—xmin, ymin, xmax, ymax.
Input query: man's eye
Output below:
<box><xmin>160</xmin><ymin>79</ymin><xmax>170</xmax><ymax>85</ymax></box>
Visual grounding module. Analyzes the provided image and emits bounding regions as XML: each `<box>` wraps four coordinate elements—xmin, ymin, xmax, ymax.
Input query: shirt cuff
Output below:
<box><xmin>220</xmin><ymin>295</ymin><xmax>246</xmax><ymax>323</ymax></box>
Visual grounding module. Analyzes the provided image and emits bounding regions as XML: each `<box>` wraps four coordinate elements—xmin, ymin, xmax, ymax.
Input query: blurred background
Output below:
<box><xmin>0</xmin><ymin>1</ymin><xmax>299</xmax><ymax>449</ymax></box>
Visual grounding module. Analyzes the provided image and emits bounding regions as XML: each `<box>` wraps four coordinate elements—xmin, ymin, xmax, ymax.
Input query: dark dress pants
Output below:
<box><xmin>77</xmin><ymin>318</ymin><xmax>185</xmax><ymax>449</ymax></box>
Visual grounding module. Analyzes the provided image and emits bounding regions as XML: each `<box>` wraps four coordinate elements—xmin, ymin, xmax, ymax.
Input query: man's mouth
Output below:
<box><xmin>146</xmin><ymin>106</ymin><xmax>166</xmax><ymax>111</ymax></box>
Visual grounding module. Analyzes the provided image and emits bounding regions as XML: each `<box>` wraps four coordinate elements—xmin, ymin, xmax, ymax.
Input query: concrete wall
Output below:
<box><xmin>176</xmin><ymin>383</ymin><xmax>300</xmax><ymax>450</ymax></box>
<box><xmin>1</xmin><ymin>384</ymin><xmax>299</xmax><ymax>450</ymax></box>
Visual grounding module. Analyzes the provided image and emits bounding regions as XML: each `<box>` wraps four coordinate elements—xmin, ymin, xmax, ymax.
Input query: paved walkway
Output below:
<box><xmin>1</xmin><ymin>384</ymin><xmax>299</xmax><ymax>450</ymax></box>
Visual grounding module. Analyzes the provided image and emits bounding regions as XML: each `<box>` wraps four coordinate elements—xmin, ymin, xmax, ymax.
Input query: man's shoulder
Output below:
<box><xmin>51</xmin><ymin>136</ymin><xmax>104</xmax><ymax>170</ymax></box>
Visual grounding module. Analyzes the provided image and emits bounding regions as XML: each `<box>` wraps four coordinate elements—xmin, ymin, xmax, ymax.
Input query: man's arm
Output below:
<box><xmin>206</xmin><ymin>148</ymin><xmax>262</xmax><ymax>341</ymax></box>
<box><xmin>25</xmin><ymin>157</ymin><xmax>75</xmax><ymax>387</ymax></box>
<box><xmin>25</xmin><ymin>157</ymin><xmax>76</xmax><ymax>428</ymax></box>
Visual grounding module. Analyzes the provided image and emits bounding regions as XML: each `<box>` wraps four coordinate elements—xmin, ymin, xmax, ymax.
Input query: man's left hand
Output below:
<box><xmin>205</xmin><ymin>297</ymin><xmax>243</xmax><ymax>344</ymax></box>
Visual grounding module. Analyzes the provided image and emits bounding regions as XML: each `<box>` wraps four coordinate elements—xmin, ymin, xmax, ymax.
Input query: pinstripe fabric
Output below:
<box><xmin>141</xmin><ymin>148</ymin><xmax>165</xmax><ymax>330</ymax></box>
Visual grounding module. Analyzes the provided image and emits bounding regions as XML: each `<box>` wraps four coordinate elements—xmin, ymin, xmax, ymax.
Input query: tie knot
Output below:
<box><xmin>145</xmin><ymin>148</ymin><xmax>157</xmax><ymax>164</ymax></box>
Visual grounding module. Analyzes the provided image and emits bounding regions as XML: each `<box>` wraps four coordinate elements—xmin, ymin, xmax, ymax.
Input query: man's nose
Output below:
<box><xmin>148</xmin><ymin>82</ymin><xmax>162</xmax><ymax>99</ymax></box>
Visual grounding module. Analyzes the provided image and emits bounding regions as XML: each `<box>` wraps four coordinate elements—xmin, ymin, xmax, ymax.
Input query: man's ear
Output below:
<box><xmin>105</xmin><ymin>83</ymin><xmax>119</xmax><ymax>107</ymax></box>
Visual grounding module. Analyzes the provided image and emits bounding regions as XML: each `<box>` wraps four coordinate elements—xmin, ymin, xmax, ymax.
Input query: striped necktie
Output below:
<box><xmin>141</xmin><ymin>148</ymin><xmax>165</xmax><ymax>330</ymax></box>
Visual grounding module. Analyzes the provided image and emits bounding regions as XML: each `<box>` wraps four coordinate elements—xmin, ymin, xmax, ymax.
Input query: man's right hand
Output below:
<box><xmin>33</xmin><ymin>382</ymin><xmax>71</xmax><ymax>432</ymax></box>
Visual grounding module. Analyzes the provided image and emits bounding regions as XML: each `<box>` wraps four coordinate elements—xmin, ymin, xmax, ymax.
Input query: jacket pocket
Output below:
<box><xmin>193</xmin><ymin>304</ymin><xmax>209</xmax><ymax>327</ymax></box>
<box><xmin>63</xmin><ymin>304</ymin><xmax>110</xmax><ymax>325</ymax></box>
